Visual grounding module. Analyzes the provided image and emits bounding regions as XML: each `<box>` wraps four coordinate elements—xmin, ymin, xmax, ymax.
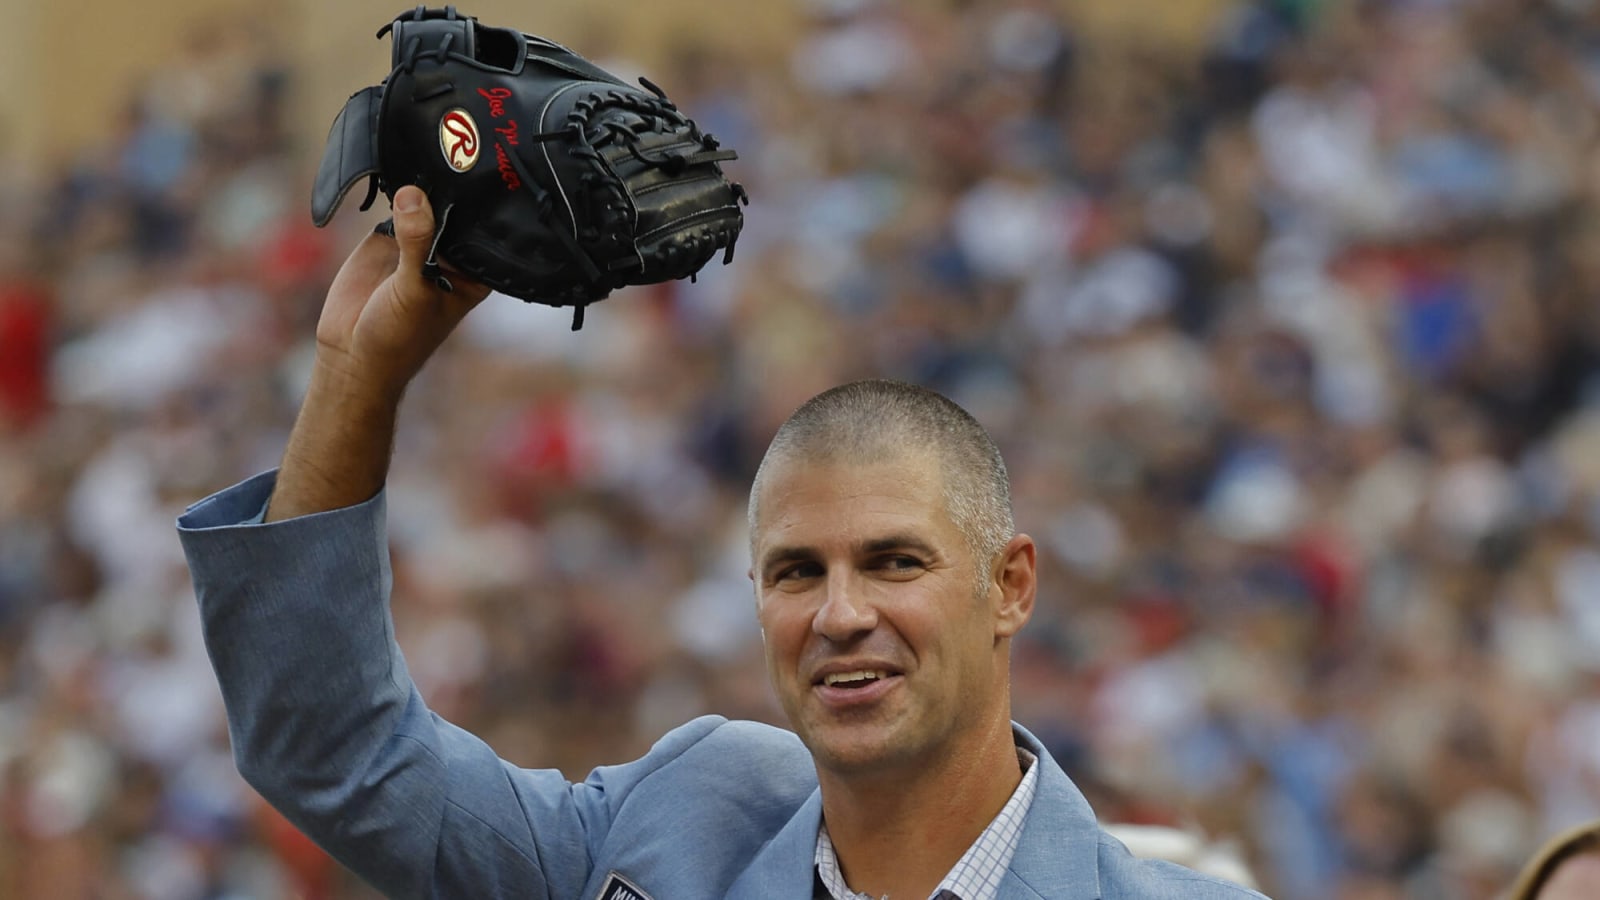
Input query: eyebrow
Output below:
<box><xmin>758</xmin><ymin>534</ymin><xmax>941</xmax><ymax>573</ymax></box>
<box><xmin>861</xmin><ymin>535</ymin><xmax>938</xmax><ymax>557</ymax></box>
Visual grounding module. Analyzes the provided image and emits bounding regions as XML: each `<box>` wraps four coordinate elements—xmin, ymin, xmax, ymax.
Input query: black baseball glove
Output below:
<box><xmin>311</xmin><ymin>6</ymin><xmax>747</xmax><ymax>329</ymax></box>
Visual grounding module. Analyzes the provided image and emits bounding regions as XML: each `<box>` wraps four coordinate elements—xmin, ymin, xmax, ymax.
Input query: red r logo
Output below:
<box><xmin>439</xmin><ymin>109</ymin><xmax>480</xmax><ymax>172</ymax></box>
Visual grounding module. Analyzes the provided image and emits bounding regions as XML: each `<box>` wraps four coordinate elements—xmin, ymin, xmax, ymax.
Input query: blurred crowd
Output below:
<box><xmin>4</xmin><ymin>0</ymin><xmax>1600</xmax><ymax>897</ymax></box>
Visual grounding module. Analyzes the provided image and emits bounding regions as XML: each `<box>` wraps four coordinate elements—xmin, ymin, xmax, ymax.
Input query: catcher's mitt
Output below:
<box><xmin>311</xmin><ymin>6</ymin><xmax>747</xmax><ymax>329</ymax></box>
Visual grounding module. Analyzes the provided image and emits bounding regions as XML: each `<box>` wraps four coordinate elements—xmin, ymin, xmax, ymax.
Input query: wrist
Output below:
<box><xmin>308</xmin><ymin>347</ymin><xmax>411</xmax><ymax>411</ymax></box>
<box><xmin>267</xmin><ymin>356</ymin><xmax>405</xmax><ymax>522</ymax></box>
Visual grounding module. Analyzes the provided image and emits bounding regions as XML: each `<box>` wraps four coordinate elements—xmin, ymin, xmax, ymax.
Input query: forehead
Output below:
<box><xmin>751</xmin><ymin>453</ymin><xmax>955</xmax><ymax>549</ymax></box>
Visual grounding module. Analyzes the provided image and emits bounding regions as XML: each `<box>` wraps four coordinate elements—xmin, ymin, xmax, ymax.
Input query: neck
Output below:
<box><xmin>818</xmin><ymin>715</ymin><xmax>1022</xmax><ymax>900</ymax></box>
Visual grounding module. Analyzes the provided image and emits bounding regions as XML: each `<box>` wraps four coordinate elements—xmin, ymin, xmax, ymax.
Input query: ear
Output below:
<box><xmin>748</xmin><ymin>566</ymin><xmax>764</xmax><ymax>615</ymax></box>
<box><xmin>992</xmin><ymin>534</ymin><xmax>1036</xmax><ymax>639</ymax></box>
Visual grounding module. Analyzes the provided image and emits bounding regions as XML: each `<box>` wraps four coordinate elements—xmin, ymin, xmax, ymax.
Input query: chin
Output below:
<box><xmin>805</xmin><ymin>723</ymin><xmax>921</xmax><ymax>775</ymax></box>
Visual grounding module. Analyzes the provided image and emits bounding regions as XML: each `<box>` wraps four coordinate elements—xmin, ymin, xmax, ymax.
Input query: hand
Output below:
<box><xmin>265</xmin><ymin>186</ymin><xmax>490</xmax><ymax>521</ymax></box>
<box><xmin>314</xmin><ymin>185</ymin><xmax>490</xmax><ymax>401</ymax></box>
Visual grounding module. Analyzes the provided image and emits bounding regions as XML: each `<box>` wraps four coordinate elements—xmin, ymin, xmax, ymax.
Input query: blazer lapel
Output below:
<box><xmin>1000</xmin><ymin>724</ymin><xmax>1105</xmax><ymax>900</ymax></box>
<box><xmin>725</xmin><ymin>787</ymin><xmax>825</xmax><ymax>900</ymax></box>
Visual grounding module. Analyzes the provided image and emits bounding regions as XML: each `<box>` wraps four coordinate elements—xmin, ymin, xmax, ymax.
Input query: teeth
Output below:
<box><xmin>823</xmin><ymin>670</ymin><xmax>887</xmax><ymax>687</ymax></box>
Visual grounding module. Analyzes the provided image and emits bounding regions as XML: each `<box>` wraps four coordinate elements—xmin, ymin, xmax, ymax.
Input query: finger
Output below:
<box><xmin>389</xmin><ymin>186</ymin><xmax>489</xmax><ymax>314</ymax></box>
<box><xmin>391</xmin><ymin>186</ymin><xmax>437</xmax><ymax>286</ymax></box>
<box><xmin>352</xmin><ymin>230</ymin><xmax>401</xmax><ymax>270</ymax></box>
<box><xmin>327</xmin><ymin>231</ymin><xmax>401</xmax><ymax>303</ymax></box>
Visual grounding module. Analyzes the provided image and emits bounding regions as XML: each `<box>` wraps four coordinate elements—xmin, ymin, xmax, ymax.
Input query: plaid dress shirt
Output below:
<box><xmin>814</xmin><ymin>748</ymin><xmax>1040</xmax><ymax>900</ymax></box>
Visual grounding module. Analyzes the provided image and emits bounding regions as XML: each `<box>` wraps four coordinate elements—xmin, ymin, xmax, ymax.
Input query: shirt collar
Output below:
<box><xmin>813</xmin><ymin>747</ymin><xmax>1040</xmax><ymax>900</ymax></box>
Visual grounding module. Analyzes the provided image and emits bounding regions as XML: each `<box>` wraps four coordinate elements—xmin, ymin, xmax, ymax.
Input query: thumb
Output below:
<box><xmin>391</xmin><ymin>186</ymin><xmax>437</xmax><ymax>282</ymax></box>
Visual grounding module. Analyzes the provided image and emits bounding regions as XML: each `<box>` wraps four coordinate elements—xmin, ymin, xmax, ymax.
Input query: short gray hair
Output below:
<box><xmin>748</xmin><ymin>380</ymin><xmax>1014</xmax><ymax>577</ymax></box>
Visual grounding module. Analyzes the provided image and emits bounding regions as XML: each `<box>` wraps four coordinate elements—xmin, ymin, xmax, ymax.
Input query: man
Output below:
<box><xmin>178</xmin><ymin>187</ymin><xmax>1266</xmax><ymax>899</ymax></box>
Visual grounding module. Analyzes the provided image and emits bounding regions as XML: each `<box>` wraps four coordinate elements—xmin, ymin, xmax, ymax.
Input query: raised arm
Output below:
<box><xmin>178</xmin><ymin>191</ymin><xmax>607</xmax><ymax>899</ymax></box>
<box><xmin>266</xmin><ymin>185</ymin><xmax>487</xmax><ymax>521</ymax></box>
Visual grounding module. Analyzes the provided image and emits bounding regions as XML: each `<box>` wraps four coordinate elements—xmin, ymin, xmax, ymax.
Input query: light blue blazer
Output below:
<box><xmin>178</xmin><ymin>472</ymin><xmax>1267</xmax><ymax>899</ymax></box>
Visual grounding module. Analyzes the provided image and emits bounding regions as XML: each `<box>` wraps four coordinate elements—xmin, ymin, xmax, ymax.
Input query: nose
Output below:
<box><xmin>812</xmin><ymin>572</ymin><xmax>877</xmax><ymax>642</ymax></box>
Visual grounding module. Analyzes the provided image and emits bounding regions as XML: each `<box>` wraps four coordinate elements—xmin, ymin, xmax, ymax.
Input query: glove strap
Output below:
<box><xmin>310</xmin><ymin>86</ymin><xmax>384</xmax><ymax>227</ymax></box>
<box><xmin>381</xmin><ymin>6</ymin><xmax>477</xmax><ymax>72</ymax></box>
<box><xmin>420</xmin><ymin>203</ymin><xmax>456</xmax><ymax>293</ymax></box>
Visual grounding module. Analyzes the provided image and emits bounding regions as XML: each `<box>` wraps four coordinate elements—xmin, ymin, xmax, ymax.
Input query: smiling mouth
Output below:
<box><xmin>821</xmin><ymin>670</ymin><xmax>889</xmax><ymax>689</ymax></box>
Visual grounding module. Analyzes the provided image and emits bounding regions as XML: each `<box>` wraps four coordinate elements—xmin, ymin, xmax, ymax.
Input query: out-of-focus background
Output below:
<box><xmin>3</xmin><ymin>0</ymin><xmax>1600</xmax><ymax>897</ymax></box>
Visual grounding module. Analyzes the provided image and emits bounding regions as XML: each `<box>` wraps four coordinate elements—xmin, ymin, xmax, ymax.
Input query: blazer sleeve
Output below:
<box><xmin>177</xmin><ymin>471</ymin><xmax>704</xmax><ymax>899</ymax></box>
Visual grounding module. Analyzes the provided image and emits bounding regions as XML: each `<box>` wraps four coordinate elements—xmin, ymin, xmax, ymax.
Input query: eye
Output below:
<box><xmin>773</xmin><ymin>561</ymin><xmax>823</xmax><ymax>583</ymax></box>
<box><xmin>873</xmin><ymin>555</ymin><xmax>925</xmax><ymax>574</ymax></box>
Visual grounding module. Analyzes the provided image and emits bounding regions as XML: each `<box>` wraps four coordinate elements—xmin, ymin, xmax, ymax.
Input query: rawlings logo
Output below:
<box><xmin>439</xmin><ymin>109</ymin><xmax>480</xmax><ymax>172</ymax></box>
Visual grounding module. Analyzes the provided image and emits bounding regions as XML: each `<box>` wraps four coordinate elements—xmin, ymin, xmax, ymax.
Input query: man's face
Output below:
<box><xmin>750</xmin><ymin>452</ymin><xmax>1028</xmax><ymax>776</ymax></box>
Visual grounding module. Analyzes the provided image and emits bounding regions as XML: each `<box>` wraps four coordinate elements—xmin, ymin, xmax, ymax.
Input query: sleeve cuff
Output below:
<box><xmin>177</xmin><ymin>470</ymin><xmax>384</xmax><ymax>531</ymax></box>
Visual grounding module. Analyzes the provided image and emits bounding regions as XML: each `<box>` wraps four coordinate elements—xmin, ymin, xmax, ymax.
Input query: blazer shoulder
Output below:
<box><xmin>577</xmin><ymin>717</ymin><xmax>817</xmax><ymax>894</ymax></box>
<box><xmin>586</xmin><ymin>716</ymin><xmax>814</xmax><ymax>808</ymax></box>
<box><xmin>1097</xmin><ymin>835</ymin><xmax>1270</xmax><ymax>899</ymax></box>
<box><xmin>612</xmin><ymin>716</ymin><xmax>808</xmax><ymax>767</ymax></box>
<box><xmin>694</xmin><ymin>717</ymin><xmax>811</xmax><ymax>762</ymax></box>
